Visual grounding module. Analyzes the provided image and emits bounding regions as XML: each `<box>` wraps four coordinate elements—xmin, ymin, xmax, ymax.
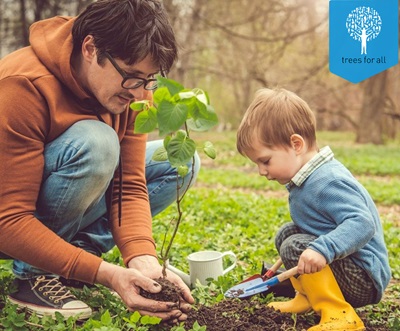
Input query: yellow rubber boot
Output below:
<box><xmin>301</xmin><ymin>265</ymin><xmax>365</xmax><ymax>331</ymax></box>
<box><xmin>268</xmin><ymin>277</ymin><xmax>311</xmax><ymax>313</ymax></box>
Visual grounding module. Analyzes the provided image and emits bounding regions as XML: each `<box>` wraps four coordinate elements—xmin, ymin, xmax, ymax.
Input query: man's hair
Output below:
<box><xmin>237</xmin><ymin>88</ymin><xmax>317</xmax><ymax>155</ymax></box>
<box><xmin>72</xmin><ymin>0</ymin><xmax>177</xmax><ymax>72</ymax></box>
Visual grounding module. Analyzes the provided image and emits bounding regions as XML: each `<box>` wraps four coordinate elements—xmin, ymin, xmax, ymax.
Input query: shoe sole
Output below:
<box><xmin>8</xmin><ymin>296</ymin><xmax>92</xmax><ymax>320</ymax></box>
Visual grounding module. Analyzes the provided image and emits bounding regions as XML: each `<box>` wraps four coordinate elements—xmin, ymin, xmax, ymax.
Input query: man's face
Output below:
<box><xmin>86</xmin><ymin>52</ymin><xmax>159</xmax><ymax>115</ymax></box>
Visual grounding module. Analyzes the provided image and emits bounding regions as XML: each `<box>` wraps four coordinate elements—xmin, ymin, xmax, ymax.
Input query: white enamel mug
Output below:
<box><xmin>167</xmin><ymin>250</ymin><xmax>237</xmax><ymax>287</ymax></box>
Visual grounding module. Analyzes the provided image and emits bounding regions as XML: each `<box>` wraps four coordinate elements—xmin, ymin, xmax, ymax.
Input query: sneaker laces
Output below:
<box><xmin>32</xmin><ymin>276</ymin><xmax>77</xmax><ymax>304</ymax></box>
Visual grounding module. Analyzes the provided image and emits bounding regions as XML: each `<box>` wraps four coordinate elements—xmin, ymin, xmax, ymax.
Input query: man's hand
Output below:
<box><xmin>128</xmin><ymin>255</ymin><xmax>194</xmax><ymax>323</ymax></box>
<box><xmin>297</xmin><ymin>248</ymin><xmax>327</xmax><ymax>274</ymax></box>
<box><xmin>128</xmin><ymin>255</ymin><xmax>194</xmax><ymax>306</ymax></box>
<box><xmin>95</xmin><ymin>256</ymin><xmax>194</xmax><ymax>322</ymax></box>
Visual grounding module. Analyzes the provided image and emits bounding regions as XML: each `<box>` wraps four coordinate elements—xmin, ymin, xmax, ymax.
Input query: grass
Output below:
<box><xmin>0</xmin><ymin>130</ymin><xmax>399</xmax><ymax>330</ymax></box>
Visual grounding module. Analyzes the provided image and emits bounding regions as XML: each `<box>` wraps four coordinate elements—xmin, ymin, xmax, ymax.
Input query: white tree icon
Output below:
<box><xmin>346</xmin><ymin>6</ymin><xmax>382</xmax><ymax>55</ymax></box>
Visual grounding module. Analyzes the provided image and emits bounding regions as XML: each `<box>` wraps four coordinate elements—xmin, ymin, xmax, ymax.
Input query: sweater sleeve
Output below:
<box><xmin>305</xmin><ymin>179</ymin><xmax>376</xmax><ymax>263</ymax></box>
<box><xmin>0</xmin><ymin>77</ymin><xmax>102</xmax><ymax>283</ymax></box>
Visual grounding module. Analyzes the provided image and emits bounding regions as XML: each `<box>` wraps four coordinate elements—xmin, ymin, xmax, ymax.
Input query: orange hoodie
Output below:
<box><xmin>0</xmin><ymin>16</ymin><xmax>157</xmax><ymax>284</ymax></box>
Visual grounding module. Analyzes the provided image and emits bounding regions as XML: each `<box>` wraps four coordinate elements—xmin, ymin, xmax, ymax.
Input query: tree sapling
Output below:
<box><xmin>131</xmin><ymin>76</ymin><xmax>218</xmax><ymax>277</ymax></box>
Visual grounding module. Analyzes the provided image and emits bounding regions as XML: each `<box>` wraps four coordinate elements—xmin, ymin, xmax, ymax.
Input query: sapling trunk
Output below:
<box><xmin>160</xmin><ymin>154</ymin><xmax>196</xmax><ymax>278</ymax></box>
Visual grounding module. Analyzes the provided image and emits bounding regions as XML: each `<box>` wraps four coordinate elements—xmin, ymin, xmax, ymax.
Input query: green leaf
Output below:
<box><xmin>130</xmin><ymin>311</ymin><xmax>141</xmax><ymax>323</ymax></box>
<box><xmin>130</xmin><ymin>100</ymin><xmax>148</xmax><ymax>111</ymax></box>
<box><xmin>157</xmin><ymin>76</ymin><xmax>184</xmax><ymax>96</ymax></box>
<box><xmin>192</xmin><ymin>88</ymin><xmax>209</xmax><ymax>105</ymax></box>
<box><xmin>203</xmin><ymin>141</ymin><xmax>217</xmax><ymax>159</ymax></box>
<box><xmin>100</xmin><ymin>310</ymin><xmax>112</xmax><ymax>325</ymax></box>
<box><xmin>153</xmin><ymin>86</ymin><xmax>171</xmax><ymax>105</ymax></box>
<box><xmin>187</xmin><ymin>104</ymin><xmax>218</xmax><ymax>132</ymax></box>
<box><xmin>175</xmin><ymin>130</ymin><xmax>187</xmax><ymax>140</ymax></box>
<box><xmin>172</xmin><ymin>326</ymin><xmax>186</xmax><ymax>331</ymax></box>
<box><xmin>177</xmin><ymin>165</ymin><xmax>189</xmax><ymax>177</ymax></box>
<box><xmin>166</xmin><ymin>133</ymin><xmax>196</xmax><ymax>167</ymax></box>
<box><xmin>178</xmin><ymin>90</ymin><xmax>201</xmax><ymax>106</ymax></box>
<box><xmin>140</xmin><ymin>315</ymin><xmax>162</xmax><ymax>325</ymax></box>
<box><xmin>179</xmin><ymin>88</ymin><xmax>209</xmax><ymax>105</ymax></box>
<box><xmin>163</xmin><ymin>135</ymin><xmax>172</xmax><ymax>149</ymax></box>
<box><xmin>178</xmin><ymin>90</ymin><xmax>196</xmax><ymax>100</ymax></box>
<box><xmin>187</xmin><ymin>96</ymin><xmax>206</xmax><ymax>119</ymax></box>
<box><xmin>152</xmin><ymin>146</ymin><xmax>168</xmax><ymax>161</ymax></box>
<box><xmin>157</xmin><ymin>100</ymin><xmax>188</xmax><ymax>136</ymax></box>
<box><xmin>133</xmin><ymin>106</ymin><xmax>158</xmax><ymax>134</ymax></box>
<box><xmin>192</xmin><ymin>321</ymin><xmax>207</xmax><ymax>331</ymax></box>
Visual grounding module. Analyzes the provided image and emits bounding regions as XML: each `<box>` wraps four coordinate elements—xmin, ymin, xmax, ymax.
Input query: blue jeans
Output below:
<box><xmin>13</xmin><ymin>120</ymin><xmax>200</xmax><ymax>278</ymax></box>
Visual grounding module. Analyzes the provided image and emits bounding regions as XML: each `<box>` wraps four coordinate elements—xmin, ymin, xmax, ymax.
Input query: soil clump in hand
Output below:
<box><xmin>140</xmin><ymin>277</ymin><xmax>181</xmax><ymax>304</ymax></box>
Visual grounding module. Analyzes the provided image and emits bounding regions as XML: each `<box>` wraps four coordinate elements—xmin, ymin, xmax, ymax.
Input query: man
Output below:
<box><xmin>0</xmin><ymin>0</ymin><xmax>199</xmax><ymax>322</ymax></box>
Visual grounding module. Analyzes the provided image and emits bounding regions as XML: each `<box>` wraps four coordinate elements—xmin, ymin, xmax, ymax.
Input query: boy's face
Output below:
<box><xmin>245</xmin><ymin>137</ymin><xmax>303</xmax><ymax>185</ymax></box>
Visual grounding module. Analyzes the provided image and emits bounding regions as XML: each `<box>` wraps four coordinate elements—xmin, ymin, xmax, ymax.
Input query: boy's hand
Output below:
<box><xmin>297</xmin><ymin>249</ymin><xmax>327</xmax><ymax>274</ymax></box>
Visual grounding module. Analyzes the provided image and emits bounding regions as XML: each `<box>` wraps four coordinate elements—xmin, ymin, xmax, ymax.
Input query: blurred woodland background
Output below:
<box><xmin>1</xmin><ymin>0</ymin><xmax>399</xmax><ymax>144</ymax></box>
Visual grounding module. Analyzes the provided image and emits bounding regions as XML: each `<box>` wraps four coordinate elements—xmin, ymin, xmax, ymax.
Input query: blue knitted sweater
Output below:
<box><xmin>287</xmin><ymin>156</ymin><xmax>391</xmax><ymax>302</ymax></box>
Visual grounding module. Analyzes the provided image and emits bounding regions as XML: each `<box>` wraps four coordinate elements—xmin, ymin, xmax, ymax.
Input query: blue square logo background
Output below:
<box><xmin>329</xmin><ymin>0</ymin><xmax>398</xmax><ymax>83</ymax></box>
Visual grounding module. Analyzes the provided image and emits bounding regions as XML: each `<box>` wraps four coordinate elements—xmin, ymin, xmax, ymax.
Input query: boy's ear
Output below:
<box><xmin>290</xmin><ymin>134</ymin><xmax>305</xmax><ymax>153</ymax></box>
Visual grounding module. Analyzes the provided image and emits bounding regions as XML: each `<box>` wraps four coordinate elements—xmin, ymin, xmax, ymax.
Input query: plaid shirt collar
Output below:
<box><xmin>287</xmin><ymin>146</ymin><xmax>334</xmax><ymax>188</ymax></box>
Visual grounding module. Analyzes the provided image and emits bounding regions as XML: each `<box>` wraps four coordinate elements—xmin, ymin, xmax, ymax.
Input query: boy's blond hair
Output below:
<box><xmin>237</xmin><ymin>88</ymin><xmax>317</xmax><ymax>155</ymax></box>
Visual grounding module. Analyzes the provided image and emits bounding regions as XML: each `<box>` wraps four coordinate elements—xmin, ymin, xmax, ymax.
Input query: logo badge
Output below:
<box><xmin>329</xmin><ymin>0</ymin><xmax>398</xmax><ymax>83</ymax></box>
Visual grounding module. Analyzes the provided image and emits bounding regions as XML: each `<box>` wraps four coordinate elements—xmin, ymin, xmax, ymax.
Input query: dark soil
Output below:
<box><xmin>185</xmin><ymin>299</ymin><xmax>392</xmax><ymax>331</ymax></box>
<box><xmin>141</xmin><ymin>277</ymin><xmax>181</xmax><ymax>304</ymax></box>
<box><xmin>148</xmin><ymin>279</ymin><xmax>393</xmax><ymax>331</ymax></box>
<box><xmin>186</xmin><ymin>300</ymin><xmax>314</xmax><ymax>331</ymax></box>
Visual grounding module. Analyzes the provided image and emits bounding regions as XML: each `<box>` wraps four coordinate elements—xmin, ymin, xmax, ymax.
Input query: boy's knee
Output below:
<box><xmin>279</xmin><ymin>237</ymin><xmax>301</xmax><ymax>269</ymax></box>
<box><xmin>275</xmin><ymin>222</ymin><xmax>298</xmax><ymax>250</ymax></box>
<box><xmin>279</xmin><ymin>233</ymin><xmax>315</xmax><ymax>269</ymax></box>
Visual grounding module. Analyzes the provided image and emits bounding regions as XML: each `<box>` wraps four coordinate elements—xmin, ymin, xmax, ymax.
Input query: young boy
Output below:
<box><xmin>236</xmin><ymin>88</ymin><xmax>391</xmax><ymax>331</ymax></box>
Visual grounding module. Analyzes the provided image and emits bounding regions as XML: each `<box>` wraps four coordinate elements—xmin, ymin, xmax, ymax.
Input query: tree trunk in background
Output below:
<box><xmin>163</xmin><ymin>0</ymin><xmax>208</xmax><ymax>86</ymax></box>
<box><xmin>75</xmin><ymin>0</ymin><xmax>93</xmax><ymax>15</ymax></box>
<box><xmin>356</xmin><ymin>70</ymin><xmax>388</xmax><ymax>144</ymax></box>
<box><xmin>19</xmin><ymin>0</ymin><xmax>29</xmax><ymax>46</ymax></box>
<box><xmin>34</xmin><ymin>0</ymin><xmax>47</xmax><ymax>21</ymax></box>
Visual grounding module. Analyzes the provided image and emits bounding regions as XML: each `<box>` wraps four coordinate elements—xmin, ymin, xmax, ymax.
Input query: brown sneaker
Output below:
<box><xmin>8</xmin><ymin>275</ymin><xmax>92</xmax><ymax>319</ymax></box>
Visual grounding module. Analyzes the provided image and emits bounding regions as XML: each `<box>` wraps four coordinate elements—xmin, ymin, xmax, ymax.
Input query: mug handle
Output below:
<box><xmin>221</xmin><ymin>251</ymin><xmax>237</xmax><ymax>275</ymax></box>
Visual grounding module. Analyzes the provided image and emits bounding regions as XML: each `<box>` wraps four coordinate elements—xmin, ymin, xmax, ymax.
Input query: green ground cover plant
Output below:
<box><xmin>0</xmin><ymin>130</ymin><xmax>399</xmax><ymax>330</ymax></box>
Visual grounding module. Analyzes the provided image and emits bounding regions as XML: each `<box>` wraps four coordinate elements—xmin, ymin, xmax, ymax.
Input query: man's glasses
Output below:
<box><xmin>104</xmin><ymin>52</ymin><xmax>158</xmax><ymax>90</ymax></box>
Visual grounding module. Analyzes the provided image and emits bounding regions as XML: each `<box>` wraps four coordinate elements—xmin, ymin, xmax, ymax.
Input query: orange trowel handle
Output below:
<box><xmin>263</xmin><ymin>257</ymin><xmax>283</xmax><ymax>280</ymax></box>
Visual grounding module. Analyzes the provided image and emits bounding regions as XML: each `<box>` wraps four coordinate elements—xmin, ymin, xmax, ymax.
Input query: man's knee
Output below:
<box><xmin>68</xmin><ymin>120</ymin><xmax>120</xmax><ymax>176</ymax></box>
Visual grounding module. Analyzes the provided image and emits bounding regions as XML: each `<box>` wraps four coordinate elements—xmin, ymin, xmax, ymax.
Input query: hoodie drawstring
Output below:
<box><xmin>93</xmin><ymin>112</ymin><xmax>123</xmax><ymax>227</ymax></box>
